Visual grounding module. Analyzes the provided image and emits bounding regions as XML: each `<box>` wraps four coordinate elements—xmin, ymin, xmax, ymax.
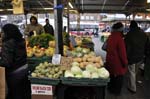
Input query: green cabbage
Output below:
<box><xmin>86</xmin><ymin>64</ymin><xmax>98</xmax><ymax>73</ymax></box>
<box><xmin>64</xmin><ymin>70</ymin><xmax>74</xmax><ymax>77</ymax></box>
<box><xmin>82</xmin><ymin>71</ymin><xmax>91</xmax><ymax>78</ymax></box>
<box><xmin>72</xmin><ymin>62</ymin><xmax>80</xmax><ymax>67</ymax></box>
<box><xmin>98</xmin><ymin>67</ymin><xmax>109</xmax><ymax>79</ymax></box>
<box><xmin>91</xmin><ymin>72</ymin><xmax>99</xmax><ymax>78</ymax></box>
<box><xmin>71</xmin><ymin>66</ymin><xmax>82</xmax><ymax>75</ymax></box>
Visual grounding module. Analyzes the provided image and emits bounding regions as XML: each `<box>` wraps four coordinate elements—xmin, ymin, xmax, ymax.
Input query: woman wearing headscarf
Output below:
<box><xmin>105</xmin><ymin>22</ymin><xmax>128</xmax><ymax>95</ymax></box>
<box><xmin>0</xmin><ymin>24</ymin><xmax>31</xmax><ymax>99</ymax></box>
<box><xmin>25</xmin><ymin>16</ymin><xmax>45</xmax><ymax>36</ymax></box>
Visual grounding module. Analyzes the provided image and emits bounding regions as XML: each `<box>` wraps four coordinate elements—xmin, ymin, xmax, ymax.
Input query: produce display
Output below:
<box><xmin>70</xmin><ymin>47</ymin><xmax>91</xmax><ymax>57</ymax></box>
<box><xmin>64</xmin><ymin>46</ymin><xmax>109</xmax><ymax>79</ymax></box>
<box><xmin>28</xmin><ymin>33</ymin><xmax>54</xmax><ymax>48</ymax></box>
<box><xmin>64</xmin><ymin>65</ymin><xmax>109</xmax><ymax>79</ymax></box>
<box><xmin>27</xmin><ymin>44</ymin><xmax>68</xmax><ymax>58</ymax></box>
<box><xmin>31</xmin><ymin>62</ymin><xmax>63</xmax><ymax>79</ymax></box>
<box><xmin>26</xmin><ymin>33</ymin><xmax>70</xmax><ymax>58</ymax></box>
<box><xmin>75</xmin><ymin>37</ymin><xmax>93</xmax><ymax>46</ymax></box>
<box><xmin>28</xmin><ymin>34</ymin><xmax>110</xmax><ymax>86</ymax></box>
<box><xmin>27</xmin><ymin>46</ymin><xmax>55</xmax><ymax>57</ymax></box>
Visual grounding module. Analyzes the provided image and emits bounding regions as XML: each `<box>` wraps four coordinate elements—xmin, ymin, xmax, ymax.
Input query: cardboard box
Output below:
<box><xmin>0</xmin><ymin>67</ymin><xmax>5</xmax><ymax>99</ymax></box>
<box><xmin>31</xmin><ymin>84</ymin><xmax>53</xmax><ymax>99</ymax></box>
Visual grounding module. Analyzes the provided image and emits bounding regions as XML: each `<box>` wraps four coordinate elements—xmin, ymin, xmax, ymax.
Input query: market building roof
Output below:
<box><xmin>0</xmin><ymin>0</ymin><xmax>149</xmax><ymax>15</ymax></box>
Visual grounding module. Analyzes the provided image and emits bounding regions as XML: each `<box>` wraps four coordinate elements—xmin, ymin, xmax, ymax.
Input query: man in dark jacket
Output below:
<box><xmin>44</xmin><ymin>19</ymin><xmax>54</xmax><ymax>36</ymax></box>
<box><xmin>125</xmin><ymin>20</ymin><xmax>147</xmax><ymax>93</ymax></box>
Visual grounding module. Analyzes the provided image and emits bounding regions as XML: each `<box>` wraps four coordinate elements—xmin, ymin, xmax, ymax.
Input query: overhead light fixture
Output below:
<box><xmin>44</xmin><ymin>8</ymin><xmax>53</xmax><ymax>10</ymax></box>
<box><xmin>68</xmin><ymin>2</ymin><xmax>73</xmax><ymax>8</ymax></box>
<box><xmin>148</xmin><ymin>0</ymin><xmax>150</xmax><ymax>3</ymax></box>
<box><xmin>146</xmin><ymin>8</ymin><xmax>150</xmax><ymax>11</ymax></box>
<box><xmin>0</xmin><ymin>9</ymin><xmax>13</xmax><ymax>11</ymax></box>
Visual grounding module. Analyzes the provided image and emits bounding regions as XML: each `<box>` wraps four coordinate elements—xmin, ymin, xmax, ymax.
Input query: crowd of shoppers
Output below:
<box><xmin>0</xmin><ymin>16</ymin><xmax>149</xmax><ymax>98</ymax></box>
<box><xmin>103</xmin><ymin>20</ymin><xmax>150</xmax><ymax>98</ymax></box>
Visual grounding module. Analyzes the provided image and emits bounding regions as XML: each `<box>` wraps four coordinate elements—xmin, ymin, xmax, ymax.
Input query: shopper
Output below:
<box><xmin>25</xmin><ymin>16</ymin><xmax>45</xmax><ymax>36</ymax></box>
<box><xmin>44</xmin><ymin>18</ymin><xmax>54</xmax><ymax>36</ymax></box>
<box><xmin>0</xmin><ymin>24</ymin><xmax>31</xmax><ymax>99</ymax></box>
<box><xmin>144</xmin><ymin>36</ymin><xmax>150</xmax><ymax>99</ymax></box>
<box><xmin>125</xmin><ymin>20</ymin><xmax>147</xmax><ymax>93</ymax></box>
<box><xmin>105</xmin><ymin>22</ymin><xmax>128</xmax><ymax>95</ymax></box>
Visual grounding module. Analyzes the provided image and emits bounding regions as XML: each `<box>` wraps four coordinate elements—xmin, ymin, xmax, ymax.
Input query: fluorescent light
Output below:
<box><xmin>0</xmin><ymin>9</ymin><xmax>13</xmax><ymax>11</ymax></box>
<box><xmin>146</xmin><ymin>8</ymin><xmax>150</xmax><ymax>11</ymax></box>
<box><xmin>7</xmin><ymin>9</ymin><xmax>13</xmax><ymax>11</ymax></box>
<box><xmin>44</xmin><ymin>8</ymin><xmax>53</xmax><ymax>10</ymax></box>
<box><xmin>148</xmin><ymin>0</ymin><xmax>150</xmax><ymax>3</ymax></box>
<box><xmin>68</xmin><ymin>2</ymin><xmax>73</xmax><ymax>8</ymax></box>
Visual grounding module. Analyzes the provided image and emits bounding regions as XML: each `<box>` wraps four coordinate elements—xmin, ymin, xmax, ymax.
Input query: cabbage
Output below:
<box><xmin>82</xmin><ymin>48</ymin><xmax>90</xmax><ymax>54</ymax></box>
<box><xmin>91</xmin><ymin>72</ymin><xmax>99</xmax><ymax>78</ymax></box>
<box><xmin>71</xmin><ymin>66</ymin><xmax>82</xmax><ymax>75</ymax></box>
<box><xmin>64</xmin><ymin>70</ymin><xmax>74</xmax><ymax>77</ymax></box>
<box><xmin>71</xmin><ymin>51</ymin><xmax>78</xmax><ymax>57</ymax></box>
<box><xmin>72</xmin><ymin>62</ymin><xmax>80</xmax><ymax>67</ymax></box>
<box><xmin>75</xmin><ymin>47</ymin><xmax>83</xmax><ymax>52</ymax></box>
<box><xmin>82</xmin><ymin>71</ymin><xmax>91</xmax><ymax>78</ymax></box>
<box><xmin>76</xmin><ymin>53</ymin><xmax>83</xmax><ymax>57</ymax></box>
<box><xmin>86</xmin><ymin>64</ymin><xmax>98</xmax><ymax>73</ymax></box>
<box><xmin>98</xmin><ymin>67</ymin><xmax>110</xmax><ymax>79</ymax></box>
<box><xmin>89</xmin><ymin>51</ymin><xmax>96</xmax><ymax>56</ymax></box>
<box><xmin>75</xmin><ymin>74</ymin><xmax>83</xmax><ymax>78</ymax></box>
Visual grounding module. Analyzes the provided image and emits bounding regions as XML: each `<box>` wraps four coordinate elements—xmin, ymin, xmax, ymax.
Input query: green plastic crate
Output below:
<box><xmin>61</xmin><ymin>77</ymin><xmax>110</xmax><ymax>86</ymax></box>
<box><xmin>29</xmin><ymin>76</ymin><xmax>60</xmax><ymax>85</ymax></box>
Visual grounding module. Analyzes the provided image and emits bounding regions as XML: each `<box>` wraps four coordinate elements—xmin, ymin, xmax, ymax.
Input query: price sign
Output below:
<box><xmin>52</xmin><ymin>54</ymin><xmax>61</xmax><ymax>65</ymax></box>
<box><xmin>31</xmin><ymin>84</ymin><xmax>53</xmax><ymax>95</ymax></box>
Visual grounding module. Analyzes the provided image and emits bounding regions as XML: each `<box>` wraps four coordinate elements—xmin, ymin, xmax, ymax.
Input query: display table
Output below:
<box><xmin>56</xmin><ymin>85</ymin><xmax>106</xmax><ymax>99</ymax></box>
<box><xmin>56</xmin><ymin>78</ymin><xmax>109</xmax><ymax>99</ymax></box>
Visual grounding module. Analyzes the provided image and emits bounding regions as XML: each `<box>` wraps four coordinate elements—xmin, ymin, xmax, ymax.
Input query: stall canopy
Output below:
<box><xmin>0</xmin><ymin>0</ymin><xmax>149</xmax><ymax>15</ymax></box>
<box><xmin>0</xmin><ymin>0</ymin><xmax>67</xmax><ymax>14</ymax></box>
<box><xmin>74</xmin><ymin>0</ymin><xmax>148</xmax><ymax>14</ymax></box>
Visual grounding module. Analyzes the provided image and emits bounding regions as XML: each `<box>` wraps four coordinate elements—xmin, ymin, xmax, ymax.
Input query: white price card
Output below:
<box><xmin>52</xmin><ymin>54</ymin><xmax>61</xmax><ymax>65</ymax></box>
<box><xmin>31</xmin><ymin>84</ymin><xmax>53</xmax><ymax>95</ymax></box>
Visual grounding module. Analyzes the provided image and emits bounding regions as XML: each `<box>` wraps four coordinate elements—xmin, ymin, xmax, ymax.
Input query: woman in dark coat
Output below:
<box><xmin>0</xmin><ymin>24</ymin><xmax>31</xmax><ymax>99</ymax></box>
<box><xmin>105</xmin><ymin>22</ymin><xmax>128</xmax><ymax>95</ymax></box>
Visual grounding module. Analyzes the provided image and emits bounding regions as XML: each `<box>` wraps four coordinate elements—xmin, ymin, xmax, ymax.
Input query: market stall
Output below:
<box><xmin>27</xmin><ymin>34</ymin><xmax>110</xmax><ymax>99</ymax></box>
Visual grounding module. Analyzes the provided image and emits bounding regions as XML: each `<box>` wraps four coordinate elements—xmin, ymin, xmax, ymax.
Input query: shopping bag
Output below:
<box><xmin>0</xmin><ymin>67</ymin><xmax>5</xmax><ymax>99</ymax></box>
